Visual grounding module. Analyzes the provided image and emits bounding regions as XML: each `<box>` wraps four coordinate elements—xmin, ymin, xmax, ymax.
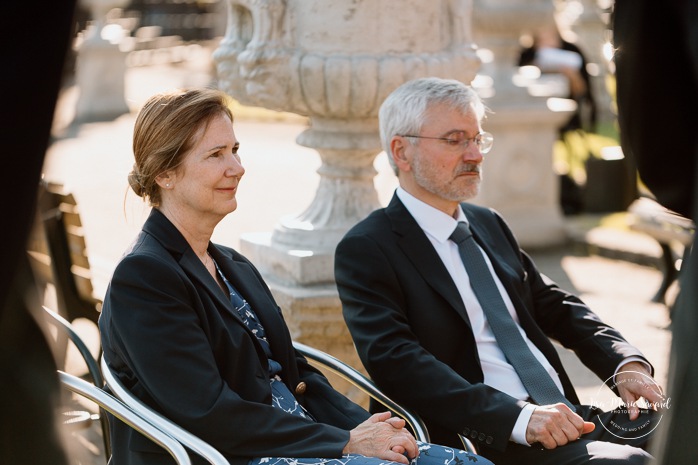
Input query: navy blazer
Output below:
<box><xmin>335</xmin><ymin>194</ymin><xmax>650</xmax><ymax>453</ymax></box>
<box><xmin>100</xmin><ymin>209</ymin><xmax>370</xmax><ymax>465</ymax></box>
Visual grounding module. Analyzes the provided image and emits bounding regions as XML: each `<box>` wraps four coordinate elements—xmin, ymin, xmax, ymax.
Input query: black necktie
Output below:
<box><xmin>450</xmin><ymin>221</ymin><xmax>573</xmax><ymax>409</ymax></box>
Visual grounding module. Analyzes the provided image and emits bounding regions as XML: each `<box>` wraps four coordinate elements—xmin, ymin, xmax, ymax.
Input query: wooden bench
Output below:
<box><xmin>27</xmin><ymin>181</ymin><xmax>102</xmax><ymax>365</ymax></box>
<box><xmin>627</xmin><ymin>197</ymin><xmax>695</xmax><ymax>304</ymax></box>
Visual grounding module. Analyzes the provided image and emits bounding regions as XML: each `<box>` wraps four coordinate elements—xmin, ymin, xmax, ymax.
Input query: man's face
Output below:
<box><xmin>399</xmin><ymin>103</ymin><xmax>484</xmax><ymax>212</ymax></box>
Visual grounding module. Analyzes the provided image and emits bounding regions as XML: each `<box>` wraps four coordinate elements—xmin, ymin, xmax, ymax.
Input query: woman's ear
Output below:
<box><xmin>391</xmin><ymin>136</ymin><xmax>412</xmax><ymax>173</ymax></box>
<box><xmin>155</xmin><ymin>172</ymin><xmax>174</xmax><ymax>189</ymax></box>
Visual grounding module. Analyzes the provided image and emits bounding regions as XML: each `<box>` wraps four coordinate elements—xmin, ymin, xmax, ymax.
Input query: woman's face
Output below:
<box><xmin>163</xmin><ymin>112</ymin><xmax>245</xmax><ymax>223</ymax></box>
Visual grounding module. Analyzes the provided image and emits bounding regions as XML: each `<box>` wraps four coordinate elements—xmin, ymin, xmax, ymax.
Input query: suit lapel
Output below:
<box><xmin>142</xmin><ymin>209</ymin><xmax>244</xmax><ymax>324</ymax></box>
<box><xmin>185</xmin><ymin>249</ymin><xmax>236</xmax><ymax>312</ymax></box>
<box><xmin>385</xmin><ymin>199</ymin><xmax>575</xmax><ymax>397</ymax></box>
<box><xmin>141</xmin><ymin>209</ymin><xmax>296</xmax><ymax>377</ymax></box>
<box><xmin>216</xmin><ymin>251</ymin><xmax>282</xmax><ymax>331</ymax></box>
<box><xmin>386</xmin><ymin>195</ymin><xmax>473</xmax><ymax>329</ymax></box>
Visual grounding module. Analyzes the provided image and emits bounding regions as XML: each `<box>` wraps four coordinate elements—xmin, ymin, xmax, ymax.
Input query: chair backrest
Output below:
<box><xmin>59</xmin><ymin>370</ymin><xmax>192</xmax><ymax>465</ymax></box>
<box><xmin>28</xmin><ymin>181</ymin><xmax>101</xmax><ymax>325</ymax></box>
<box><xmin>100</xmin><ymin>357</ymin><xmax>231</xmax><ymax>465</ymax></box>
<box><xmin>44</xmin><ymin>306</ymin><xmax>103</xmax><ymax>386</ymax></box>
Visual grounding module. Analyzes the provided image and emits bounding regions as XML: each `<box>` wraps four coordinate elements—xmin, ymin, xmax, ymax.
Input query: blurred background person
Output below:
<box><xmin>519</xmin><ymin>21</ymin><xmax>597</xmax><ymax>137</ymax></box>
<box><xmin>519</xmin><ymin>21</ymin><xmax>598</xmax><ymax>216</ymax></box>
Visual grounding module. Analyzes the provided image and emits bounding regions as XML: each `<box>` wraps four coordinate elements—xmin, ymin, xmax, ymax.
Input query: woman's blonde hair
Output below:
<box><xmin>128</xmin><ymin>88</ymin><xmax>234</xmax><ymax>206</ymax></box>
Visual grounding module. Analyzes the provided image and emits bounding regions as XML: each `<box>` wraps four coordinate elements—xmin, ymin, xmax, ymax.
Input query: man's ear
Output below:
<box><xmin>391</xmin><ymin>136</ymin><xmax>412</xmax><ymax>173</ymax></box>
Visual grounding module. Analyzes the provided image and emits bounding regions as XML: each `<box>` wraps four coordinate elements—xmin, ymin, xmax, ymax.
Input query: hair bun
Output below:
<box><xmin>128</xmin><ymin>166</ymin><xmax>145</xmax><ymax>197</ymax></box>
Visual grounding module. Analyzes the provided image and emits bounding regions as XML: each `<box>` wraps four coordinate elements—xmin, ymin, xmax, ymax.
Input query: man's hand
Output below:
<box><xmin>616</xmin><ymin>361</ymin><xmax>664</xmax><ymax>420</ymax></box>
<box><xmin>525</xmin><ymin>403</ymin><xmax>595</xmax><ymax>449</ymax></box>
<box><xmin>343</xmin><ymin>412</ymin><xmax>419</xmax><ymax>464</ymax></box>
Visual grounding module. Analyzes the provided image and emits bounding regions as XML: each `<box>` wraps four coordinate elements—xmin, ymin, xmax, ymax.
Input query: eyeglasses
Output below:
<box><xmin>398</xmin><ymin>131</ymin><xmax>494</xmax><ymax>154</ymax></box>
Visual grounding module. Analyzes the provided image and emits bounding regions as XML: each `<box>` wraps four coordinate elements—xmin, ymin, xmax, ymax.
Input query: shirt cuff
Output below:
<box><xmin>613</xmin><ymin>357</ymin><xmax>652</xmax><ymax>384</ymax></box>
<box><xmin>510</xmin><ymin>402</ymin><xmax>536</xmax><ymax>446</ymax></box>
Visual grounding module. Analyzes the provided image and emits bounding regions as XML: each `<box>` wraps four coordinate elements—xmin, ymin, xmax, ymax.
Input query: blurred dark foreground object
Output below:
<box><xmin>0</xmin><ymin>3</ymin><xmax>77</xmax><ymax>465</ymax></box>
<box><xmin>614</xmin><ymin>1</ymin><xmax>698</xmax><ymax>464</ymax></box>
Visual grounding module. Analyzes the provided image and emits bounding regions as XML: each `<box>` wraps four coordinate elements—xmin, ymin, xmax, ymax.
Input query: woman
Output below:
<box><xmin>99</xmin><ymin>88</ymin><xmax>492</xmax><ymax>465</ymax></box>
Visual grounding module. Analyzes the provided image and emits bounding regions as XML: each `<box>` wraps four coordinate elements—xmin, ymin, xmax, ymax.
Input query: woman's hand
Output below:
<box><xmin>343</xmin><ymin>412</ymin><xmax>419</xmax><ymax>464</ymax></box>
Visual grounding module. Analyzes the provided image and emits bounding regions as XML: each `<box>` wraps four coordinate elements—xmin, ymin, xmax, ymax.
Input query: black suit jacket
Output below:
<box><xmin>100</xmin><ymin>209</ymin><xmax>370</xmax><ymax>465</ymax></box>
<box><xmin>335</xmin><ymin>194</ymin><xmax>649</xmax><ymax>453</ymax></box>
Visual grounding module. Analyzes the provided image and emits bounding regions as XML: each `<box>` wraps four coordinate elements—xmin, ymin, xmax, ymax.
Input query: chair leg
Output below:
<box><xmin>99</xmin><ymin>407</ymin><xmax>111</xmax><ymax>461</ymax></box>
<box><xmin>652</xmin><ymin>242</ymin><xmax>677</xmax><ymax>304</ymax></box>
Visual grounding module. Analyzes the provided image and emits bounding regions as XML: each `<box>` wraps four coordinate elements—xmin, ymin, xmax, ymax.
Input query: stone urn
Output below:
<box><xmin>215</xmin><ymin>0</ymin><xmax>480</xmax><ymax>255</ymax></box>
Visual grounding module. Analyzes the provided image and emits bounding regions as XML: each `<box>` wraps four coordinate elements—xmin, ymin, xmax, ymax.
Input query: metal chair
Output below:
<box><xmin>291</xmin><ymin>341</ymin><xmax>430</xmax><ymax>441</ymax></box>
<box><xmin>43</xmin><ymin>306</ymin><xmax>111</xmax><ymax>459</ymax></box>
<box><xmin>103</xmin><ymin>341</ymin><xmax>476</xmax><ymax>465</ymax></box>
<box><xmin>291</xmin><ymin>342</ymin><xmax>477</xmax><ymax>454</ymax></box>
<box><xmin>44</xmin><ymin>305</ymin><xmax>191</xmax><ymax>464</ymax></box>
<box><xmin>59</xmin><ymin>371</ymin><xmax>191</xmax><ymax>465</ymax></box>
<box><xmin>100</xmin><ymin>357</ymin><xmax>231</xmax><ymax>465</ymax></box>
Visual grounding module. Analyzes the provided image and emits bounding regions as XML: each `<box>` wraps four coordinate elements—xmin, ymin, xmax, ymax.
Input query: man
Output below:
<box><xmin>335</xmin><ymin>77</ymin><xmax>661</xmax><ymax>465</ymax></box>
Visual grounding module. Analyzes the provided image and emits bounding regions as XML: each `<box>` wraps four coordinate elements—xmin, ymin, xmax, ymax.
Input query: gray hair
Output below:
<box><xmin>378</xmin><ymin>77</ymin><xmax>487</xmax><ymax>174</ymax></box>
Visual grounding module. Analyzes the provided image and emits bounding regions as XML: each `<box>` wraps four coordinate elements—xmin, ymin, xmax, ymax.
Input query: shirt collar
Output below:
<box><xmin>396</xmin><ymin>187</ymin><xmax>468</xmax><ymax>244</ymax></box>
